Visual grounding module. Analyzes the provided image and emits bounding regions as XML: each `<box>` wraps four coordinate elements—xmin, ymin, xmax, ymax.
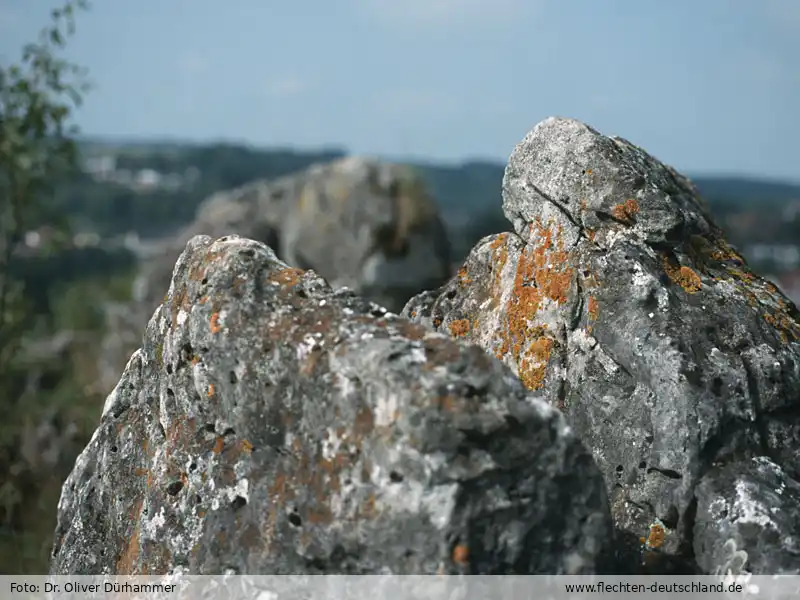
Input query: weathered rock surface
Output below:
<box><xmin>402</xmin><ymin>117</ymin><xmax>800</xmax><ymax>574</ymax></box>
<box><xmin>140</xmin><ymin>157</ymin><xmax>451</xmax><ymax>314</ymax></box>
<box><xmin>50</xmin><ymin>234</ymin><xmax>613</xmax><ymax>574</ymax></box>
<box><xmin>95</xmin><ymin>157</ymin><xmax>452</xmax><ymax>399</ymax></box>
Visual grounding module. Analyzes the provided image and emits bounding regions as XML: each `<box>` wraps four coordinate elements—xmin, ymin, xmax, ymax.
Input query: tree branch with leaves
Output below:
<box><xmin>0</xmin><ymin>0</ymin><xmax>90</xmax><ymax>370</ymax></box>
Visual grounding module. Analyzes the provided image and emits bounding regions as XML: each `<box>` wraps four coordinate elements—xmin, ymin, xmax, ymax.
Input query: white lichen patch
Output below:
<box><xmin>374</xmin><ymin>391</ymin><xmax>400</xmax><ymax>427</ymax></box>
<box><xmin>630</xmin><ymin>262</ymin><xmax>656</xmax><ymax>289</ymax></box>
<box><xmin>733</xmin><ymin>480</ymin><xmax>777</xmax><ymax>530</ymax></box>
<box><xmin>322</xmin><ymin>427</ymin><xmax>343</xmax><ymax>461</ymax></box>
<box><xmin>422</xmin><ymin>484</ymin><xmax>459</xmax><ymax>530</ymax></box>
<box><xmin>143</xmin><ymin>505</ymin><xmax>167</xmax><ymax>539</ymax></box>
<box><xmin>296</xmin><ymin>334</ymin><xmax>320</xmax><ymax>362</ymax></box>
<box><xmin>176</xmin><ymin>308</ymin><xmax>189</xmax><ymax>327</ymax></box>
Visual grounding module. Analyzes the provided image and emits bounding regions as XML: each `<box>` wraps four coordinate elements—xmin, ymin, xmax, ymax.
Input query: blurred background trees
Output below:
<box><xmin>0</xmin><ymin>0</ymin><xmax>97</xmax><ymax>572</ymax></box>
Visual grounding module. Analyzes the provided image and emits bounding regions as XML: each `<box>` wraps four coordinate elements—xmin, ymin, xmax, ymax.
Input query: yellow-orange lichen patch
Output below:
<box><xmin>116</xmin><ymin>499</ymin><xmax>144</xmax><ymax>574</ymax></box>
<box><xmin>645</xmin><ymin>520</ymin><xmax>666</xmax><ymax>550</ymax></box>
<box><xmin>207</xmin><ymin>383</ymin><xmax>215</xmax><ymax>397</ymax></box>
<box><xmin>710</xmin><ymin>238</ymin><xmax>745</xmax><ymax>264</ymax></box>
<box><xmin>452</xmin><ymin>544</ymin><xmax>470</xmax><ymax>565</ymax></box>
<box><xmin>493</xmin><ymin>220</ymin><xmax>573</xmax><ymax>390</ymax></box>
<box><xmin>170</xmin><ymin>285</ymin><xmax>193</xmax><ymax>329</ymax></box>
<box><xmin>457</xmin><ymin>266</ymin><xmax>473</xmax><ymax>286</ymax></box>
<box><xmin>518</xmin><ymin>335</ymin><xmax>554</xmax><ymax>390</ymax></box>
<box><xmin>435</xmin><ymin>394</ymin><xmax>459</xmax><ymax>413</ymax></box>
<box><xmin>268</xmin><ymin>267</ymin><xmax>305</xmax><ymax>288</ymax></box>
<box><xmin>448</xmin><ymin>319</ymin><xmax>471</xmax><ymax>338</ymax></box>
<box><xmin>210</xmin><ymin>312</ymin><xmax>222</xmax><ymax>333</ymax></box>
<box><xmin>765</xmin><ymin>312</ymin><xmax>800</xmax><ymax>343</ymax></box>
<box><xmin>488</xmin><ymin>234</ymin><xmax>510</xmax><ymax>292</ymax></box>
<box><xmin>212</xmin><ymin>436</ymin><xmax>224</xmax><ymax>454</ymax></box>
<box><xmin>587</xmin><ymin>296</ymin><xmax>599</xmax><ymax>333</ymax></box>
<box><xmin>612</xmin><ymin>199</ymin><xmax>640</xmax><ymax>224</ymax></box>
<box><xmin>662</xmin><ymin>256</ymin><xmax>702</xmax><ymax>294</ymax></box>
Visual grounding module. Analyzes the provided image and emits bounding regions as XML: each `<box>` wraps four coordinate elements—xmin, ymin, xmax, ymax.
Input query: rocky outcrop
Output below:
<box><xmin>50</xmin><ymin>234</ymin><xmax>613</xmax><ymax>575</ymax></box>
<box><xmin>95</xmin><ymin>158</ymin><xmax>453</xmax><ymax>399</ymax></box>
<box><xmin>138</xmin><ymin>157</ymin><xmax>451</xmax><ymax>315</ymax></box>
<box><xmin>402</xmin><ymin>117</ymin><xmax>800</xmax><ymax>574</ymax></box>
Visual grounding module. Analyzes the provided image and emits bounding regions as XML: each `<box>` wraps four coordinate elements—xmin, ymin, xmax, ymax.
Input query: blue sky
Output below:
<box><xmin>1</xmin><ymin>0</ymin><xmax>798</xmax><ymax>181</ymax></box>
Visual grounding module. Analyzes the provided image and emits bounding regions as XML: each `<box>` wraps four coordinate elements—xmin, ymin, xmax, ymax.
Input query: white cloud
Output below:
<box><xmin>358</xmin><ymin>0</ymin><xmax>527</xmax><ymax>27</ymax></box>
<box><xmin>263</xmin><ymin>76</ymin><xmax>311</xmax><ymax>98</ymax></box>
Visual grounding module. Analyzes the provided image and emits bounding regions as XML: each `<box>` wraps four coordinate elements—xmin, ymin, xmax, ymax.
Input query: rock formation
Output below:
<box><xmin>95</xmin><ymin>157</ymin><xmax>453</xmax><ymax>399</ymax></box>
<box><xmin>402</xmin><ymin>117</ymin><xmax>800</xmax><ymax>574</ymax></box>
<box><xmin>139</xmin><ymin>157</ymin><xmax>451</xmax><ymax>315</ymax></box>
<box><xmin>50</xmin><ymin>234</ymin><xmax>612</xmax><ymax>574</ymax></box>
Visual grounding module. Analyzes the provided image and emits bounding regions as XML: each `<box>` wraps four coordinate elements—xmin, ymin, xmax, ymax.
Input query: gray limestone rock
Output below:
<box><xmin>402</xmin><ymin>116</ymin><xmax>800</xmax><ymax>574</ymax></box>
<box><xmin>50</xmin><ymin>234</ymin><xmax>612</xmax><ymax>575</ymax></box>
<box><xmin>97</xmin><ymin>158</ymin><xmax>452</xmax><ymax>400</ymax></box>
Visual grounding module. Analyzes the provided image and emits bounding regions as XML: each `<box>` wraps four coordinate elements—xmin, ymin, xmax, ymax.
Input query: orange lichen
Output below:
<box><xmin>433</xmin><ymin>318</ymin><xmax>442</xmax><ymax>328</ymax></box>
<box><xmin>448</xmin><ymin>319</ymin><xmax>471</xmax><ymax>338</ymax></box>
<box><xmin>268</xmin><ymin>267</ymin><xmax>305</xmax><ymax>288</ymax></box>
<box><xmin>212</xmin><ymin>437</ymin><xmax>224</xmax><ymax>454</ymax></box>
<box><xmin>210</xmin><ymin>312</ymin><xmax>222</xmax><ymax>333</ymax></box>
<box><xmin>518</xmin><ymin>336</ymin><xmax>554</xmax><ymax>390</ymax></box>
<box><xmin>452</xmin><ymin>544</ymin><xmax>469</xmax><ymax>565</ymax></box>
<box><xmin>611</xmin><ymin>198</ymin><xmax>640</xmax><ymax>223</ymax></box>
<box><xmin>710</xmin><ymin>239</ymin><xmax>745</xmax><ymax>264</ymax></box>
<box><xmin>588</xmin><ymin>296</ymin><xmax>599</xmax><ymax>321</ymax></box>
<box><xmin>662</xmin><ymin>256</ymin><xmax>702</xmax><ymax>293</ymax></box>
<box><xmin>457</xmin><ymin>266</ymin><xmax>473</xmax><ymax>286</ymax></box>
<box><xmin>764</xmin><ymin>312</ymin><xmax>799</xmax><ymax>343</ymax></box>
<box><xmin>492</xmin><ymin>220</ymin><xmax>573</xmax><ymax>390</ymax></box>
<box><xmin>489</xmin><ymin>234</ymin><xmax>510</xmax><ymax>292</ymax></box>
<box><xmin>645</xmin><ymin>520</ymin><xmax>666</xmax><ymax>549</ymax></box>
<box><xmin>207</xmin><ymin>383</ymin><xmax>215</xmax><ymax>397</ymax></box>
<box><xmin>116</xmin><ymin>499</ymin><xmax>143</xmax><ymax>574</ymax></box>
<box><xmin>435</xmin><ymin>395</ymin><xmax>458</xmax><ymax>413</ymax></box>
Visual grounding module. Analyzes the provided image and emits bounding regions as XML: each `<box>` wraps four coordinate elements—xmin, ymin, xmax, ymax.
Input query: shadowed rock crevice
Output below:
<box><xmin>403</xmin><ymin>116</ymin><xmax>800</xmax><ymax>574</ymax></box>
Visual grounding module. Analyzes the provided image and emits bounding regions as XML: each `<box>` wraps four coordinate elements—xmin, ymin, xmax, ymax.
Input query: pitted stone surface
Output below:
<box><xmin>97</xmin><ymin>157</ymin><xmax>452</xmax><ymax>397</ymax></box>
<box><xmin>50</xmin><ymin>234</ymin><xmax>612</xmax><ymax>575</ymax></box>
<box><xmin>402</xmin><ymin>117</ymin><xmax>800</xmax><ymax>574</ymax></box>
